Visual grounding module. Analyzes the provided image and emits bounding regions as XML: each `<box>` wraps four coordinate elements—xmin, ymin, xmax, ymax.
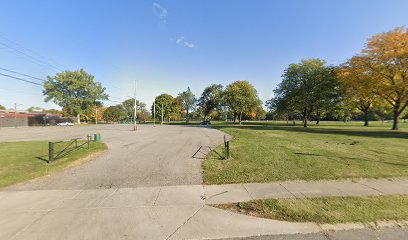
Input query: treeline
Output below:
<box><xmin>268</xmin><ymin>27</ymin><xmax>408</xmax><ymax>130</ymax></box>
<box><xmin>41</xmin><ymin>27</ymin><xmax>408</xmax><ymax>130</ymax></box>
<box><xmin>151</xmin><ymin>81</ymin><xmax>263</xmax><ymax>124</ymax></box>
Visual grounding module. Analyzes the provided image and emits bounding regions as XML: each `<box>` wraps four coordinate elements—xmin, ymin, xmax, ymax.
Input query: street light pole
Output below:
<box><xmin>133</xmin><ymin>81</ymin><xmax>137</xmax><ymax>131</ymax></box>
<box><xmin>14</xmin><ymin>103</ymin><xmax>17</xmax><ymax>128</ymax></box>
<box><xmin>153</xmin><ymin>100</ymin><xmax>156</xmax><ymax>127</ymax></box>
<box><xmin>161</xmin><ymin>103</ymin><xmax>163</xmax><ymax>125</ymax></box>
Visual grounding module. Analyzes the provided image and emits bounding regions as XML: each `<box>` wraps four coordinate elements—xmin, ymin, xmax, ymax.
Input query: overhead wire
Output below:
<box><xmin>0</xmin><ymin>72</ymin><xmax>43</xmax><ymax>86</ymax></box>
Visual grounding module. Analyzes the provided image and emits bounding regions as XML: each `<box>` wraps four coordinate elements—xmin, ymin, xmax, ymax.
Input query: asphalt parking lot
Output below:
<box><xmin>1</xmin><ymin>124</ymin><xmax>225</xmax><ymax>190</ymax></box>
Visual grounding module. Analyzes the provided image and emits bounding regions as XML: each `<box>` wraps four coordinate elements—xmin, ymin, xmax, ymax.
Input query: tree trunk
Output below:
<box><xmin>363</xmin><ymin>109</ymin><xmax>369</xmax><ymax>126</ymax></box>
<box><xmin>392</xmin><ymin>107</ymin><xmax>399</xmax><ymax>130</ymax></box>
<box><xmin>77</xmin><ymin>114</ymin><xmax>81</xmax><ymax>124</ymax></box>
<box><xmin>302</xmin><ymin>109</ymin><xmax>309</xmax><ymax>127</ymax></box>
<box><xmin>316</xmin><ymin>112</ymin><xmax>321</xmax><ymax>125</ymax></box>
<box><xmin>186</xmin><ymin>110</ymin><xmax>189</xmax><ymax>124</ymax></box>
<box><xmin>303</xmin><ymin>119</ymin><xmax>308</xmax><ymax>127</ymax></box>
<box><xmin>239</xmin><ymin>111</ymin><xmax>243</xmax><ymax>125</ymax></box>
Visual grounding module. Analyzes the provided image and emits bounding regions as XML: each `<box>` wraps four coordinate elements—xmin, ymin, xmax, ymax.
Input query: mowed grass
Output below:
<box><xmin>215</xmin><ymin>195</ymin><xmax>408</xmax><ymax>224</ymax></box>
<box><xmin>203</xmin><ymin>121</ymin><xmax>408</xmax><ymax>184</ymax></box>
<box><xmin>0</xmin><ymin>141</ymin><xmax>107</xmax><ymax>188</ymax></box>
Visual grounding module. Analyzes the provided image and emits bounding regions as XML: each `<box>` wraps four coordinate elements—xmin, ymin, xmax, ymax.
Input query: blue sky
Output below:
<box><xmin>0</xmin><ymin>0</ymin><xmax>407</xmax><ymax>110</ymax></box>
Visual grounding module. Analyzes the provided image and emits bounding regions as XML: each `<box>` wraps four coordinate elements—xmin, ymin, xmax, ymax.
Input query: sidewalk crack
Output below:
<box><xmin>241</xmin><ymin>184</ymin><xmax>254</xmax><ymax>200</ymax></box>
<box><xmin>164</xmin><ymin>205</ymin><xmax>204</xmax><ymax>240</ymax></box>
<box><xmin>9</xmin><ymin>189</ymin><xmax>84</xmax><ymax>240</ymax></box>
<box><xmin>97</xmin><ymin>188</ymin><xmax>118</xmax><ymax>206</ymax></box>
<box><xmin>358</xmin><ymin>182</ymin><xmax>386</xmax><ymax>195</ymax></box>
<box><xmin>279</xmin><ymin>183</ymin><xmax>299</xmax><ymax>199</ymax></box>
<box><xmin>153</xmin><ymin>186</ymin><xmax>162</xmax><ymax>206</ymax></box>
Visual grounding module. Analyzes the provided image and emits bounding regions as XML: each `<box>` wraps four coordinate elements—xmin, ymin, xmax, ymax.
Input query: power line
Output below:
<box><xmin>0</xmin><ymin>41</ymin><xmax>63</xmax><ymax>72</ymax></box>
<box><xmin>0</xmin><ymin>35</ymin><xmax>66</xmax><ymax>70</ymax></box>
<box><xmin>0</xmin><ymin>72</ymin><xmax>43</xmax><ymax>86</ymax></box>
<box><xmin>0</xmin><ymin>67</ymin><xmax>46</xmax><ymax>83</ymax></box>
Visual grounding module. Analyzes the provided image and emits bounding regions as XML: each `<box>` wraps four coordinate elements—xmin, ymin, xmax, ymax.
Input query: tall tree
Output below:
<box><xmin>87</xmin><ymin>105</ymin><xmax>105</xmax><ymax>123</ymax></box>
<box><xmin>151</xmin><ymin>94</ymin><xmax>178</xmax><ymax>122</ymax></box>
<box><xmin>43</xmin><ymin>69</ymin><xmax>108</xmax><ymax>123</ymax></box>
<box><xmin>224</xmin><ymin>80</ymin><xmax>262</xmax><ymax>124</ymax></box>
<box><xmin>338</xmin><ymin>58</ymin><xmax>378</xmax><ymax>126</ymax></box>
<box><xmin>178</xmin><ymin>87</ymin><xmax>196</xmax><ymax>123</ymax></box>
<box><xmin>350</xmin><ymin>27</ymin><xmax>408</xmax><ymax>130</ymax></box>
<box><xmin>122</xmin><ymin>98</ymin><xmax>149</xmax><ymax>123</ymax></box>
<box><xmin>103</xmin><ymin>105</ymin><xmax>126</xmax><ymax>123</ymax></box>
<box><xmin>273</xmin><ymin>59</ymin><xmax>340</xmax><ymax>127</ymax></box>
<box><xmin>0</xmin><ymin>104</ymin><xmax>5</xmax><ymax>110</ymax></box>
<box><xmin>198</xmin><ymin>84</ymin><xmax>223</xmax><ymax>120</ymax></box>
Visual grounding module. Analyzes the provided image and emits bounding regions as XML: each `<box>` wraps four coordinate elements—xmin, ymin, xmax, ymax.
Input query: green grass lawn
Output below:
<box><xmin>203</xmin><ymin>121</ymin><xmax>408</xmax><ymax>184</ymax></box>
<box><xmin>0</xmin><ymin>140</ymin><xmax>107</xmax><ymax>188</ymax></box>
<box><xmin>215</xmin><ymin>195</ymin><xmax>408</xmax><ymax>224</ymax></box>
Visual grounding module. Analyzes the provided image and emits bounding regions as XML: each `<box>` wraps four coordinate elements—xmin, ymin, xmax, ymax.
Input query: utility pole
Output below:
<box><xmin>153</xmin><ymin>100</ymin><xmax>156</xmax><ymax>127</ymax></box>
<box><xmin>133</xmin><ymin>81</ymin><xmax>137</xmax><ymax>131</ymax></box>
<box><xmin>14</xmin><ymin>103</ymin><xmax>17</xmax><ymax>128</ymax></box>
<box><xmin>161</xmin><ymin>103</ymin><xmax>163</xmax><ymax>125</ymax></box>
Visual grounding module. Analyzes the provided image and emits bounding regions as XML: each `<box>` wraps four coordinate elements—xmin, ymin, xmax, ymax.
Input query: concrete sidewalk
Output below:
<box><xmin>203</xmin><ymin>178</ymin><xmax>408</xmax><ymax>204</ymax></box>
<box><xmin>1</xmin><ymin>179</ymin><xmax>408</xmax><ymax>240</ymax></box>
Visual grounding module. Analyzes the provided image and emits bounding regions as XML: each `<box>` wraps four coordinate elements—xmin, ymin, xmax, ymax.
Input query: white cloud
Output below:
<box><xmin>152</xmin><ymin>2</ymin><xmax>168</xmax><ymax>21</ymax></box>
<box><xmin>176</xmin><ymin>36</ymin><xmax>196</xmax><ymax>48</ymax></box>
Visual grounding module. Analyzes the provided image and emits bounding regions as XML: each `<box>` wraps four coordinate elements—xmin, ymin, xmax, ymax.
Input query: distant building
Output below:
<box><xmin>0</xmin><ymin>109</ymin><xmax>71</xmax><ymax>127</ymax></box>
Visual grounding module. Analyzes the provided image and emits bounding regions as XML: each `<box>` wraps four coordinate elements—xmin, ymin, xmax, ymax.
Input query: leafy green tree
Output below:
<box><xmin>122</xmin><ymin>98</ymin><xmax>150</xmax><ymax>123</ymax></box>
<box><xmin>103</xmin><ymin>105</ymin><xmax>126</xmax><ymax>123</ymax></box>
<box><xmin>198</xmin><ymin>84</ymin><xmax>223</xmax><ymax>120</ymax></box>
<box><xmin>273</xmin><ymin>59</ymin><xmax>340</xmax><ymax>127</ymax></box>
<box><xmin>178</xmin><ymin>87</ymin><xmax>196</xmax><ymax>123</ymax></box>
<box><xmin>43</xmin><ymin>69</ymin><xmax>108</xmax><ymax>123</ymax></box>
<box><xmin>27</xmin><ymin>107</ymin><xmax>44</xmax><ymax>112</ymax></box>
<box><xmin>151</xmin><ymin>94</ymin><xmax>179</xmax><ymax>122</ymax></box>
<box><xmin>0</xmin><ymin>104</ymin><xmax>5</xmax><ymax>110</ymax></box>
<box><xmin>43</xmin><ymin>109</ymin><xmax>61</xmax><ymax>114</ymax></box>
<box><xmin>224</xmin><ymin>80</ymin><xmax>262</xmax><ymax>124</ymax></box>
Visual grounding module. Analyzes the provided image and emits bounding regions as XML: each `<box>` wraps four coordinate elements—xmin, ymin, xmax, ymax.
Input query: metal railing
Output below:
<box><xmin>48</xmin><ymin>135</ymin><xmax>92</xmax><ymax>164</ymax></box>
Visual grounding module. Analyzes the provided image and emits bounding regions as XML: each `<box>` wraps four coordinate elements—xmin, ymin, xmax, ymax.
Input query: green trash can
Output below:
<box><xmin>94</xmin><ymin>133</ymin><xmax>101</xmax><ymax>142</ymax></box>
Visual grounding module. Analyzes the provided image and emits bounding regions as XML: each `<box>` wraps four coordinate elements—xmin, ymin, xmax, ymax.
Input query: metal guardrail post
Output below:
<box><xmin>224</xmin><ymin>135</ymin><xmax>230</xmax><ymax>160</ymax></box>
<box><xmin>87</xmin><ymin>135</ymin><xmax>91</xmax><ymax>149</ymax></box>
<box><xmin>48</xmin><ymin>142</ymin><xmax>54</xmax><ymax>164</ymax></box>
<box><xmin>226</xmin><ymin>141</ymin><xmax>230</xmax><ymax>159</ymax></box>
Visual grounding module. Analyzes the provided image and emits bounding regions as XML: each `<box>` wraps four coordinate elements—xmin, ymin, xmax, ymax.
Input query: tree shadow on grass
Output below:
<box><xmin>295</xmin><ymin>152</ymin><xmax>408</xmax><ymax>167</ymax></box>
<box><xmin>216</xmin><ymin>125</ymin><xmax>408</xmax><ymax>139</ymax></box>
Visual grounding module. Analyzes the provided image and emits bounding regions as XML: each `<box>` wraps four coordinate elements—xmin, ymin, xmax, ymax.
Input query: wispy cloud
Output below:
<box><xmin>152</xmin><ymin>2</ymin><xmax>168</xmax><ymax>22</ymax></box>
<box><xmin>176</xmin><ymin>36</ymin><xmax>196</xmax><ymax>48</ymax></box>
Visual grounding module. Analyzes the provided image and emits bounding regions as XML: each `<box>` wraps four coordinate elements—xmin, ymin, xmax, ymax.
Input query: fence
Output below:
<box><xmin>48</xmin><ymin>135</ymin><xmax>93</xmax><ymax>164</ymax></box>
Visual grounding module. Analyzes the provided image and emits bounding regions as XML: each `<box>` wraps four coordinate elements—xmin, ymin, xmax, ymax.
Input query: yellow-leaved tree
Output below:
<box><xmin>341</xmin><ymin>27</ymin><xmax>408</xmax><ymax>130</ymax></box>
<box><xmin>338</xmin><ymin>57</ymin><xmax>378</xmax><ymax>126</ymax></box>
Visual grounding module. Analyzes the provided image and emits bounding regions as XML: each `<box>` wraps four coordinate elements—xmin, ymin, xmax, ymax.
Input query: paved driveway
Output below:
<box><xmin>1</xmin><ymin>124</ymin><xmax>225</xmax><ymax>190</ymax></box>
